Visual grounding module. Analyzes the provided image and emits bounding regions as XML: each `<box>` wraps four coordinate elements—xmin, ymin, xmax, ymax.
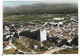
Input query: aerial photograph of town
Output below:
<box><xmin>3</xmin><ymin>0</ymin><xmax>78</xmax><ymax>54</ymax></box>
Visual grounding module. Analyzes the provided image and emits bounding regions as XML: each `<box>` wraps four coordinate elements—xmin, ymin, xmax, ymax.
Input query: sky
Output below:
<box><xmin>3</xmin><ymin>0</ymin><xmax>78</xmax><ymax>7</ymax></box>
<box><xmin>3</xmin><ymin>1</ymin><xmax>36</xmax><ymax>7</ymax></box>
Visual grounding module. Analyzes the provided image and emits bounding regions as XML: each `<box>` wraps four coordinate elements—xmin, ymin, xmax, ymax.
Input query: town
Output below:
<box><xmin>3</xmin><ymin>15</ymin><xmax>78</xmax><ymax>54</ymax></box>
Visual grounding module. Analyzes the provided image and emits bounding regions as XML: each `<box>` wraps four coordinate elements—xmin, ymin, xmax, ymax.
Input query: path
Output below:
<box><xmin>46</xmin><ymin>47</ymin><xmax>70</xmax><ymax>54</ymax></box>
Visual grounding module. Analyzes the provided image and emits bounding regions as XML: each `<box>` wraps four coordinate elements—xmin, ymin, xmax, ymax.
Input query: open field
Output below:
<box><xmin>12</xmin><ymin>37</ymin><xmax>49</xmax><ymax>53</ymax></box>
<box><xmin>58</xmin><ymin>48</ymin><xmax>78</xmax><ymax>54</ymax></box>
<box><xmin>3</xmin><ymin>14</ymin><xmax>78</xmax><ymax>26</ymax></box>
<box><xmin>3</xmin><ymin>48</ymin><xmax>20</xmax><ymax>54</ymax></box>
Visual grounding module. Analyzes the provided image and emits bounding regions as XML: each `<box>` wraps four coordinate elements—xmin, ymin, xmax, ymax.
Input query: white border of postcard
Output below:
<box><xmin>0</xmin><ymin>0</ymin><xmax>79</xmax><ymax>56</ymax></box>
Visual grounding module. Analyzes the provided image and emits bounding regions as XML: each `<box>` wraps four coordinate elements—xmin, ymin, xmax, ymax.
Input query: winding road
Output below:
<box><xmin>46</xmin><ymin>47</ymin><xmax>65</xmax><ymax>54</ymax></box>
<box><xmin>9</xmin><ymin>38</ymin><xmax>71</xmax><ymax>54</ymax></box>
<box><xmin>9</xmin><ymin>38</ymin><xmax>38</xmax><ymax>54</ymax></box>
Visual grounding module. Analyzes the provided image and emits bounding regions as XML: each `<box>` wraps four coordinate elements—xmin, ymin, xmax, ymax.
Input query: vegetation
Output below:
<box><xmin>70</xmin><ymin>37</ymin><xmax>78</xmax><ymax>46</ymax></box>
<box><xmin>19</xmin><ymin>31</ymin><xmax>38</xmax><ymax>40</ymax></box>
<box><xmin>3</xmin><ymin>3</ymin><xmax>78</xmax><ymax>54</ymax></box>
<box><xmin>12</xmin><ymin>37</ymin><xmax>48</xmax><ymax>52</ymax></box>
<box><xmin>3</xmin><ymin>3</ymin><xmax>78</xmax><ymax>25</ymax></box>
<box><xmin>3</xmin><ymin>48</ymin><xmax>20</xmax><ymax>54</ymax></box>
<box><xmin>3</xmin><ymin>13</ymin><xmax>78</xmax><ymax>25</ymax></box>
<box><xmin>58</xmin><ymin>39</ymin><xmax>67</xmax><ymax>47</ymax></box>
<box><xmin>3</xmin><ymin>3</ymin><xmax>78</xmax><ymax>17</ymax></box>
<box><xmin>12</xmin><ymin>38</ymin><xmax>31</xmax><ymax>52</ymax></box>
<box><xmin>42</xmin><ymin>40</ymin><xmax>53</xmax><ymax>48</ymax></box>
<box><xmin>58</xmin><ymin>48</ymin><xmax>78</xmax><ymax>54</ymax></box>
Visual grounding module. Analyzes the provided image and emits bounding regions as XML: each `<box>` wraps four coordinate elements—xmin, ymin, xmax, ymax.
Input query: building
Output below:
<box><xmin>40</xmin><ymin>29</ymin><xmax>47</xmax><ymax>42</ymax></box>
<box><xmin>37</xmin><ymin>29</ymin><xmax>47</xmax><ymax>42</ymax></box>
<box><xmin>4</xmin><ymin>45</ymin><xmax>12</xmax><ymax>50</ymax></box>
<box><xmin>53</xmin><ymin>17</ymin><xmax>64</xmax><ymax>20</ymax></box>
<box><xmin>17</xmin><ymin>29</ymin><xmax>47</xmax><ymax>42</ymax></box>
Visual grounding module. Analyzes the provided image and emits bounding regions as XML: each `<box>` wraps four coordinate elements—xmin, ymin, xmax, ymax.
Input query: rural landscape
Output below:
<box><xmin>3</xmin><ymin>1</ymin><xmax>78</xmax><ymax>54</ymax></box>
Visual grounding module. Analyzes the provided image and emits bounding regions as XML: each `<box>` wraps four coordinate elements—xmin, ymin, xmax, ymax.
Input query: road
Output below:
<box><xmin>9</xmin><ymin>38</ymin><xmax>38</xmax><ymax>54</ymax></box>
<box><xmin>9</xmin><ymin>38</ymin><xmax>17</xmax><ymax>49</ymax></box>
<box><xmin>9</xmin><ymin>38</ymin><xmax>71</xmax><ymax>54</ymax></box>
<box><xmin>45</xmin><ymin>46</ymin><xmax>70</xmax><ymax>54</ymax></box>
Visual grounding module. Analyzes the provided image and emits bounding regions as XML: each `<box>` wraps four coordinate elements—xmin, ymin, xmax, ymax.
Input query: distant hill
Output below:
<box><xmin>3</xmin><ymin>3</ymin><xmax>78</xmax><ymax>16</ymax></box>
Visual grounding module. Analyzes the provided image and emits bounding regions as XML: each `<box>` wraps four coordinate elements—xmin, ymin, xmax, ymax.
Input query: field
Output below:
<box><xmin>3</xmin><ymin>48</ymin><xmax>20</xmax><ymax>54</ymax></box>
<box><xmin>3</xmin><ymin>14</ymin><xmax>78</xmax><ymax>26</ymax></box>
<box><xmin>58</xmin><ymin>48</ymin><xmax>78</xmax><ymax>54</ymax></box>
<box><xmin>12</xmin><ymin>37</ymin><xmax>49</xmax><ymax>53</ymax></box>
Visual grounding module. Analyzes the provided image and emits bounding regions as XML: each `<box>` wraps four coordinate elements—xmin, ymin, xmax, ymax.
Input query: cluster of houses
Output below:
<box><xmin>3</xmin><ymin>16</ymin><xmax>78</xmax><ymax>50</ymax></box>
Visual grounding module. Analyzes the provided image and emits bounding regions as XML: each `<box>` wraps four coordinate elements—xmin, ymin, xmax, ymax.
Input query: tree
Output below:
<box><xmin>42</xmin><ymin>40</ymin><xmax>52</xmax><ymax>47</ymax></box>
<box><xmin>58</xmin><ymin>39</ymin><xmax>67</xmax><ymax>47</ymax></box>
<box><xmin>70</xmin><ymin>37</ymin><xmax>78</xmax><ymax>46</ymax></box>
<box><xmin>19</xmin><ymin>52</ymin><xmax>24</xmax><ymax>54</ymax></box>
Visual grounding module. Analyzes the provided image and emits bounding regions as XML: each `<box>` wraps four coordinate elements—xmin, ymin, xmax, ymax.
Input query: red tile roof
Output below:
<box><xmin>5</xmin><ymin>42</ymin><xmax>9</xmax><ymax>46</ymax></box>
<box><xmin>48</xmin><ymin>30</ymin><xmax>56</xmax><ymax>34</ymax></box>
<box><xmin>40</xmin><ymin>51</ymin><xmax>46</xmax><ymax>54</ymax></box>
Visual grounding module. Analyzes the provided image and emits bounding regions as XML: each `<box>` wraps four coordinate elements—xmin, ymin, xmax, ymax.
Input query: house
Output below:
<box><xmin>4</xmin><ymin>41</ymin><xmax>13</xmax><ymax>50</ymax></box>
<box><xmin>67</xmin><ymin>39</ymin><xmax>72</xmax><ymax>44</ymax></box>
<box><xmin>4</xmin><ymin>45</ymin><xmax>13</xmax><ymax>50</ymax></box>
<box><xmin>40</xmin><ymin>51</ymin><xmax>46</xmax><ymax>54</ymax></box>
<box><xmin>6</xmin><ymin>35</ymin><xmax>10</xmax><ymax>38</ymax></box>
<box><xmin>5</xmin><ymin>42</ymin><xmax>9</xmax><ymax>46</ymax></box>
<box><xmin>58</xmin><ymin>22</ymin><xmax>63</xmax><ymax>25</ymax></box>
<box><xmin>53</xmin><ymin>17</ymin><xmax>64</xmax><ymax>20</ymax></box>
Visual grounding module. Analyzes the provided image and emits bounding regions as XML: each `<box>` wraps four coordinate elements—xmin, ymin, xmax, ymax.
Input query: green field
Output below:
<box><xmin>58</xmin><ymin>48</ymin><xmax>78</xmax><ymax>54</ymax></box>
<box><xmin>4</xmin><ymin>14</ymin><xmax>78</xmax><ymax>26</ymax></box>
